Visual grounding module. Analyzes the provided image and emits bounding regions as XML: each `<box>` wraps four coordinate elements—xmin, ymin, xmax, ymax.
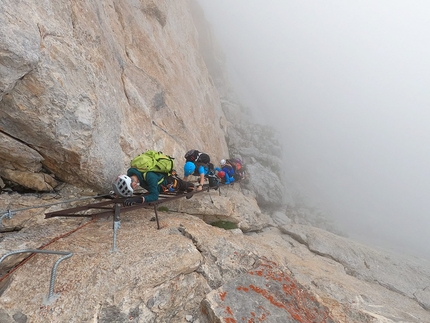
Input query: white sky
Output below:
<box><xmin>197</xmin><ymin>0</ymin><xmax>430</xmax><ymax>259</ymax></box>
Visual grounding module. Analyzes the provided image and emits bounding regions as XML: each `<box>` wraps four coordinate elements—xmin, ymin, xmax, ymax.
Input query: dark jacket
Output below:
<box><xmin>127</xmin><ymin>168</ymin><xmax>167</xmax><ymax>203</ymax></box>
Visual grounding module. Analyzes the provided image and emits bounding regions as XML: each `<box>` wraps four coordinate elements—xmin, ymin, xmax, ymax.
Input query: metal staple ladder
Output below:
<box><xmin>45</xmin><ymin>185</ymin><xmax>219</xmax><ymax>251</ymax></box>
<box><xmin>0</xmin><ymin>249</ymin><xmax>73</xmax><ymax>304</ymax></box>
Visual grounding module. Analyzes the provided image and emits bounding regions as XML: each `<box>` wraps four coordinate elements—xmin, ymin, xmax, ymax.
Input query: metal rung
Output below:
<box><xmin>0</xmin><ymin>249</ymin><xmax>73</xmax><ymax>304</ymax></box>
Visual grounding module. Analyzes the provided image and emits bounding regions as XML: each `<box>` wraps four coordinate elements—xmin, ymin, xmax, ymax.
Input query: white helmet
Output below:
<box><xmin>112</xmin><ymin>175</ymin><xmax>133</xmax><ymax>197</ymax></box>
<box><xmin>220</xmin><ymin>159</ymin><xmax>226</xmax><ymax>165</ymax></box>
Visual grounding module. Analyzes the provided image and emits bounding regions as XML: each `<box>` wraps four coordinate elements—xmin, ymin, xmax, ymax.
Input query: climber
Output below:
<box><xmin>183</xmin><ymin>149</ymin><xmax>211</xmax><ymax>191</ymax></box>
<box><xmin>215</xmin><ymin>159</ymin><xmax>235</xmax><ymax>185</ymax></box>
<box><xmin>228</xmin><ymin>158</ymin><xmax>246</xmax><ymax>182</ymax></box>
<box><xmin>112</xmin><ymin>168</ymin><xmax>194</xmax><ymax>206</ymax></box>
<box><xmin>183</xmin><ymin>161</ymin><xmax>208</xmax><ymax>191</ymax></box>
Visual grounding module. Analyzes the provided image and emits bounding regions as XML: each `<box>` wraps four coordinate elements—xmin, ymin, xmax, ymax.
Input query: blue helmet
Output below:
<box><xmin>184</xmin><ymin>161</ymin><xmax>196</xmax><ymax>176</ymax></box>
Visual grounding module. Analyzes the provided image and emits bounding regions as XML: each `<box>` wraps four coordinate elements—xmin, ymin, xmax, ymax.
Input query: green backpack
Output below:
<box><xmin>130</xmin><ymin>150</ymin><xmax>175</xmax><ymax>175</ymax></box>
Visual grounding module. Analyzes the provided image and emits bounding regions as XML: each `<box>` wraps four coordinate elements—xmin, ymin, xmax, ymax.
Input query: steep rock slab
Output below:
<box><xmin>245</xmin><ymin>163</ymin><xmax>285</xmax><ymax>208</ymax></box>
<box><xmin>251</xmin><ymin>227</ymin><xmax>430</xmax><ymax>322</ymax></box>
<box><xmin>0</xmin><ymin>124</ymin><xmax>58</xmax><ymax>191</ymax></box>
<box><xmin>202</xmin><ymin>258</ymin><xmax>335</xmax><ymax>323</ymax></box>
<box><xmin>1</xmin><ymin>196</ymin><xmax>421</xmax><ymax>322</ymax></box>
<box><xmin>167</xmin><ymin>185</ymin><xmax>270</xmax><ymax>232</ymax></box>
<box><xmin>0</xmin><ymin>132</ymin><xmax>44</xmax><ymax>173</ymax></box>
<box><xmin>280</xmin><ymin>224</ymin><xmax>430</xmax><ymax>301</ymax></box>
<box><xmin>0</xmin><ymin>0</ymin><xmax>40</xmax><ymax>98</ymax></box>
<box><xmin>0</xmin><ymin>0</ymin><xmax>229</xmax><ymax>191</ymax></box>
<box><xmin>0</xmin><ymin>211</ymin><xmax>204</xmax><ymax>322</ymax></box>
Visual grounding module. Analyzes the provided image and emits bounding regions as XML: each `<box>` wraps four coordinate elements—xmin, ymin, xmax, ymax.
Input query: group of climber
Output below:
<box><xmin>182</xmin><ymin>149</ymin><xmax>245</xmax><ymax>187</ymax></box>
<box><xmin>112</xmin><ymin>149</ymin><xmax>245</xmax><ymax>206</ymax></box>
<box><xmin>215</xmin><ymin>158</ymin><xmax>245</xmax><ymax>185</ymax></box>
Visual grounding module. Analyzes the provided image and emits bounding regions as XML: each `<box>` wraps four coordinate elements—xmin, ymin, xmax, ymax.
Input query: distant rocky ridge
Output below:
<box><xmin>1</xmin><ymin>1</ymin><xmax>430</xmax><ymax>322</ymax></box>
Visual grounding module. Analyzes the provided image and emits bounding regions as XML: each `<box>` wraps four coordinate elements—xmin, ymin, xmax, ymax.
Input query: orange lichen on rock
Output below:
<box><xmin>248</xmin><ymin>258</ymin><xmax>333</xmax><ymax>322</ymax></box>
<box><xmin>249</xmin><ymin>284</ymin><xmax>287</xmax><ymax>309</ymax></box>
<box><xmin>216</xmin><ymin>257</ymin><xmax>334</xmax><ymax>323</ymax></box>
<box><xmin>236</xmin><ymin>286</ymin><xmax>250</xmax><ymax>292</ymax></box>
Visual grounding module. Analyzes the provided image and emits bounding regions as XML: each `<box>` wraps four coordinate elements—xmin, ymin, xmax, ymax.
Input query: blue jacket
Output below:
<box><xmin>196</xmin><ymin>164</ymin><xmax>209</xmax><ymax>176</ymax></box>
<box><xmin>215</xmin><ymin>166</ymin><xmax>235</xmax><ymax>184</ymax></box>
<box><xmin>221</xmin><ymin>165</ymin><xmax>234</xmax><ymax>177</ymax></box>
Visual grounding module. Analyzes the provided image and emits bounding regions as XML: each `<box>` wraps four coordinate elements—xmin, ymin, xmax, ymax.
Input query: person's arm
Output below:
<box><xmin>196</xmin><ymin>165</ymin><xmax>205</xmax><ymax>191</ymax></box>
<box><xmin>225</xmin><ymin>173</ymin><xmax>234</xmax><ymax>184</ymax></box>
<box><xmin>143</xmin><ymin>172</ymin><xmax>161</xmax><ymax>202</ymax></box>
<box><xmin>123</xmin><ymin>195</ymin><xmax>145</xmax><ymax>206</ymax></box>
<box><xmin>225</xmin><ymin>173</ymin><xmax>231</xmax><ymax>184</ymax></box>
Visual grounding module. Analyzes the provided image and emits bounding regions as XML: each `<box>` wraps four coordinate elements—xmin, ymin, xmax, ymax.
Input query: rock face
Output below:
<box><xmin>279</xmin><ymin>224</ymin><xmax>430</xmax><ymax>309</ymax></box>
<box><xmin>1</xmin><ymin>190</ymin><xmax>430</xmax><ymax>322</ymax></box>
<box><xmin>0</xmin><ymin>0</ymin><xmax>229</xmax><ymax>192</ymax></box>
<box><xmin>1</xmin><ymin>1</ymin><xmax>430</xmax><ymax>323</ymax></box>
<box><xmin>0</xmin><ymin>0</ymin><xmax>287</xmax><ymax>212</ymax></box>
<box><xmin>217</xmin><ymin>101</ymin><xmax>293</xmax><ymax>211</ymax></box>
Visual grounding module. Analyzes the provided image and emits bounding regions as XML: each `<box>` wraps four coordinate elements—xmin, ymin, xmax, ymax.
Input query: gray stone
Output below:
<box><xmin>12</xmin><ymin>311</ymin><xmax>28</xmax><ymax>323</ymax></box>
<box><xmin>202</xmin><ymin>259</ymin><xmax>335</xmax><ymax>323</ymax></box>
<box><xmin>280</xmin><ymin>224</ymin><xmax>430</xmax><ymax>300</ymax></box>
<box><xmin>415</xmin><ymin>286</ymin><xmax>430</xmax><ymax>310</ymax></box>
<box><xmin>1</xmin><ymin>191</ymin><xmax>430</xmax><ymax>322</ymax></box>
<box><xmin>243</xmin><ymin>163</ymin><xmax>285</xmax><ymax>208</ymax></box>
<box><xmin>166</xmin><ymin>186</ymin><xmax>270</xmax><ymax>232</ymax></box>
<box><xmin>271</xmin><ymin>210</ymin><xmax>292</xmax><ymax>226</ymax></box>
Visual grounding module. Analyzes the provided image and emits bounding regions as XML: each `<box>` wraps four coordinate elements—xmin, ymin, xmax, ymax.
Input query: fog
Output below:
<box><xmin>197</xmin><ymin>0</ymin><xmax>430</xmax><ymax>259</ymax></box>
